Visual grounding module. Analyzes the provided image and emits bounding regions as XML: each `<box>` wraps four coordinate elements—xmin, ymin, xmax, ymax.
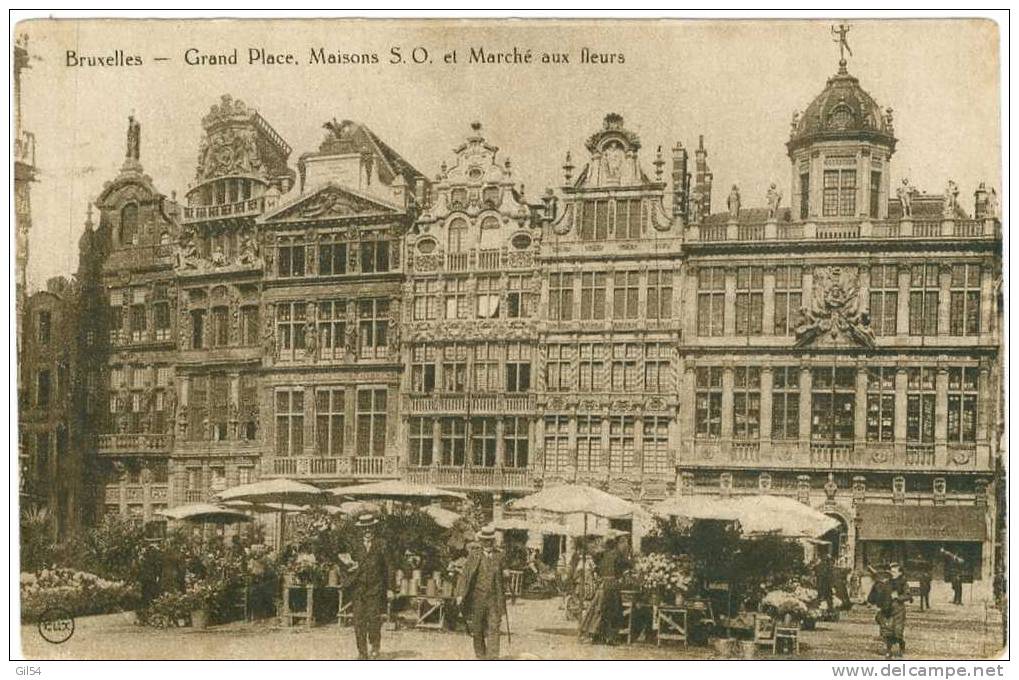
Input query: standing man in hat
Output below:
<box><xmin>456</xmin><ymin>526</ymin><xmax>506</xmax><ymax>659</ymax></box>
<box><xmin>868</xmin><ymin>563</ymin><xmax>911</xmax><ymax>658</ymax></box>
<box><xmin>343</xmin><ymin>512</ymin><xmax>390</xmax><ymax>660</ymax></box>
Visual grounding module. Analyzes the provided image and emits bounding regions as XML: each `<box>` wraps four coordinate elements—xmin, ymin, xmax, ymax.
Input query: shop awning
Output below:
<box><xmin>855</xmin><ymin>504</ymin><xmax>986</xmax><ymax>542</ymax></box>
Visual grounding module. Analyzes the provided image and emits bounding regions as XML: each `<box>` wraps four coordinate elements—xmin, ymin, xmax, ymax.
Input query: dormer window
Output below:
<box><xmin>448</xmin><ymin>218</ymin><xmax>467</xmax><ymax>253</ymax></box>
<box><xmin>450</xmin><ymin>188</ymin><xmax>468</xmax><ymax>211</ymax></box>
<box><xmin>482</xmin><ymin>186</ymin><xmax>500</xmax><ymax>208</ymax></box>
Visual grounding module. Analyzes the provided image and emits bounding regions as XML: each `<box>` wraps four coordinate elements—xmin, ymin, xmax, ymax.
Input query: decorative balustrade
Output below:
<box><xmin>731</xmin><ymin>440</ymin><xmax>761</xmax><ymax>462</ymax></box>
<box><xmin>446</xmin><ymin>252</ymin><xmax>470</xmax><ymax>271</ymax></box>
<box><xmin>98</xmin><ymin>433</ymin><xmax>173</xmax><ymax>453</ymax></box>
<box><xmin>182</xmin><ymin>196</ymin><xmax>266</xmax><ymax>223</ymax></box>
<box><xmin>688</xmin><ymin>216</ymin><xmax>997</xmax><ymax>244</ymax></box>
<box><xmin>406</xmin><ymin>393</ymin><xmax>537</xmax><ymax>415</ymax></box>
<box><xmin>953</xmin><ymin>220</ymin><xmax>983</xmax><ymax>237</ymax></box>
<box><xmin>261</xmin><ymin>456</ymin><xmax>399</xmax><ymax>479</ymax></box>
<box><xmin>809</xmin><ymin>442</ymin><xmax>856</xmax><ymax>466</ymax></box>
<box><xmin>816</xmin><ymin>222</ymin><xmax>861</xmax><ymax>239</ymax></box>
<box><xmin>476</xmin><ymin>249</ymin><xmax>502</xmax><ymax>270</ymax></box>
<box><xmin>904</xmin><ymin>444</ymin><xmax>936</xmax><ymax>467</ymax></box>
<box><xmin>913</xmin><ymin>220</ymin><xmax>941</xmax><ymax>237</ymax></box>
<box><xmin>184</xmin><ymin>489</ymin><xmax>205</xmax><ymax>503</ymax></box>
<box><xmin>404</xmin><ymin>465</ymin><xmax>535</xmax><ymax>491</ymax></box>
<box><xmin>737</xmin><ymin>224</ymin><xmax>765</xmax><ymax>241</ymax></box>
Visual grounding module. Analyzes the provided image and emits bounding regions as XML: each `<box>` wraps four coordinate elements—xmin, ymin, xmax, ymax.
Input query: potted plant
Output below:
<box><xmin>633</xmin><ymin>552</ymin><xmax>692</xmax><ymax>606</ymax></box>
<box><xmin>761</xmin><ymin>590</ymin><xmax>808</xmax><ymax>627</ymax></box>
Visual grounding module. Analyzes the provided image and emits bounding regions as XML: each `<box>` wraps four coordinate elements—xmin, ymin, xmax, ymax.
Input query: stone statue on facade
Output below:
<box><xmin>689</xmin><ymin>193</ymin><xmax>703</xmax><ymax>224</ymax></box>
<box><xmin>304</xmin><ymin>321</ymin><xmax>318</xmax><ymax>361</ymax></box>
<box><xmin>790</xmin><ymin>110</ymin><xmax>800</xmax><ymax>136</ymax></box>
<box><xmin>126</xmin><ymin>115</ymin><xmax>141</xmax><ymax>161</ymax></box>
<box><xmin>896</xmin><ymin>178</ymin><xmax>914</xmax><ymax>217</ymax></box>
<box><xmin>727</xmin><ymin>184</ymin><xmax>741</xmax><ymax>220</ymax></box>
<box><xmin>943</xmin><ymin>180</ymin><xmax>960</xmax><ymax>217</ymax></box>
<box><xmin>238</xmin><ymin>226</ymin><xmax>258</xmax><ymax>265</ymax></box>
<box><xmin>986</xmin><ymin>187</ymin><xmax>999</xmax><ymax>218</ymax></box>
<box><xmin>177</xmin><ymin>229</ymin><xmax>200</xmax><ymax>269</ymax></box>
<box><xmin>795</xmin><ymin>266</ymin><xmax>875</xmax><ymax>349</ymax></box>
<box><xmin>766</xmin><ymin>182</ymin><xmax>783</xmax><ymax>219</ymax></box>
<box><xmin>211</xmin><ymin>245</ymin><xmax>227</xmax><ymax>267</ymax></box>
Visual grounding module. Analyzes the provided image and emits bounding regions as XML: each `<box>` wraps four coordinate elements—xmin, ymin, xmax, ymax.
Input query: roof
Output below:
<box><xmin>310</xmin><ymin>119</ymin><xmax>425</xmax><ymax>189</ymax></box>
<box><xmin>788</xmin><ymin>66</ymin><xmax>896</xmax><ymax>153</ymax></box>
<box><xmin>855</xmin><ymin>504</ymin><xmax>986</xmax><ymax>542</ymax></box>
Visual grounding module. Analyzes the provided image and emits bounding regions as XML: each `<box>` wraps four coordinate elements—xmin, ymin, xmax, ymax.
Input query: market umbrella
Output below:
<box><xmin>423</xmin><ymin>505</ymin><xmax>461</xmax><ymax>529</ymax></box>
<box><xmin>328</xmin><ymin>500</ymin><xmax>383</xmax><ymax>516</ymax></box>
<box><xmin>651</xmin><ymin>494</ymin><xmax>838</xmax><ymax>538</ymax></box>
<box><xmin>158</xmin><ymin>502</ymin><xmax>253</xmax><ymax>524</ymax></box>
<box><xmin>329</xmin><ymin>479</ymin><xmax>467</xmax><ymax>501</ymax></box>
<box><xmin>214</xmin><ymin>478</ymin><xmax>328</xmax><ymax>549</ymax></box>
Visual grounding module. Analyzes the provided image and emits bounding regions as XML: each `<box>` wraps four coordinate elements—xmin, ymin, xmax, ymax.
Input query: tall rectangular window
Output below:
<box><xmin>866</xmin><ymin>367</ymin><xmax>895</xmax><ymax>442</ymax></box>
<box><xmin>239</xmin><ymin>373</ymin><xmax>258</xmax><ymax>440</ymax></box>
<box><xmin>130</xmin><ymin>304</ymin><xmax>147</xmax><ymax>342</ymax></box>
<box><xmin>811</xmin><ymin>367</ymin><xmax>856</xmax><ymax>442</ymax></box>
<box><xmin>409</xmin><ymin>417</ymin><xmax>434</xmax><ymax>467</ymax></box>
<box><xmin>356</xmin><ymin>388</ymin><xmax>387</xmax><ymax>457</ymax></box>
<box><xmin>774</xmin><ymin>266</ymin><xmax>803</xmax><ymax>335</ymax></box>
<box><xmin>822</xmin><ymin>169</ymin><xmax>857</xmax><ymax>217</ymax></box>
<box><xmin>240</xmin><ymin>305</ymin><xmax>259</xmax><ymax>346</ymax></box>
<box><xmin>909</xmin><ymin>264</ymin><xmax>940</xmax><ymax>336</ymax></box>
<box><xmin>441</xmin><ymin>344</ymin><xmax>467</xmax><ymax>392</ymax></box>
<box><xmin>735</xmin><ymin>266</ymin><xmax>764</xmax><ymax>335</ymax></box>
<box><xmin>315</xmin><ymin>388</ymin><xmax>345</xmax><ymax>457</ymax></box>
<box><xmin>210</xmin><ymin>374</ymin><xmax>229</xmax><ymax>440</ymax></box>
<box><xmin>647</xmin><ymin>270</ymin><xmax>673</xmax><ymax>320</ymax></box>
<box><xmin>578</xmin><ymin>344</ymin><xmax>605</xmax><ymax>392</ymax></box>
<box><xmin>187</xmin><ymin>375</ymin><xmax>207</xmax><ymax>441</ymax></box>
<box><xmin>507</xmin><ymin>274</ymin><xmax>530</xmax><ymax>318</ymax></box>
<box><xmin>695</xmin><ymin>367</ymin><xmax>723</xmax><ymax>439</ymax></box>
<box><xmin>412</xmin><ymin>346</ymin><xmax>437</xmax><ymax>393</ymax></box>
<box><xmin>470</xmin><ymin>417</ymin><xmax>497</xmax><ymax>467</ymax></box>
<box><xmin>153</xmin><ymin>286</ymin><xmax>171</xmax><ymax>342</ymax></box>
<box><xmin>576</xmin><ymin>415</ymin><xmax>602</xmax><ymax>472</ymax></box>
<box><xmin>949</xmin><ymin>264</ymin><xmax>981</xmax><ymax>336</ymax></box>
<box><xmin>608</xmin><ymin>416</ymin><xmax>636</xmax><ymax>472</ymax></box>
<box><xmin>190</xmin><ymin>309</ymin><xmax>205</xmax><ymax>349</ymax></box>
<box><xmin>612</xmin><ymin>271</ymin><xmax>640</xmax><ymax>319</ymax></box>
<box><xmin>578</xmin><ymin>200</ymin><xmax>609</xmax><ymax>241</ymax></box>
<box><xmin>642</xmin><ymin>417</ymin><xmax>670</xmax><ymax>474</ymax></box>
<box><xmin>476</xmin><ymin>276</ymin><xmax>501</xmax><ymax>318</ymax></box>
<box><xmin>869</xmin><ymin>171</ymin><xmax>882</xmax><ymax>218</ymax></box>
<box><xmin>947</xmin><ymin>367</ymin><xmax>978</xmax><ymax>444</ymax></box>
<box><xmin>869</xmin><ymin>265</ymin><xmax>899</xmax><ymax>336</ymax></box>
<box><xmin>697</xmin><ymin>267</ymin><xmax>726</xmax><ymax>336</ymax></box>
<box><xmin>318</xmin><ymin>238</ymin><xmax>348</xmax><ymax>276</ymax></box>
<box><xmin>580</xmin><ymin>272</ymin><xmax>607</xmax><ymax>320</ymax></box>
<box><xmin>317</xmin><ymin>300</ymin><xmax>346</xmax><ymax>357</ymax></box>
<box><xmin>445</xmin><ymin>279</ymin><xmax>469</xmax><ymax>320</ymax></box>
<box><xmin>358</xmin><ymin>298</ymin><xmax>389</xmax><ymax>359</ymax></box>
<box><xmin>212</xmin><ymin>306</ymin><xmax>229</xmax><ymax>347</ymax></box>
<box><xmin>644</xmin><ymin>343</ymin><xmax>670</xmax><ymax>393</ymax></box>
<box><xmin>733</xmin><ymin>367</ymin><xmax>761</xmax><ymax>439</ymax></box>
<box><xmin>440</xmin><ymin>418</ymin><xmax>466</xmax><ymax>466</ymax></box>
<box><xmin>506</xmin><ymin>343</ymin><xmax>531</xmax><ymax>392</ymax></box>
<box><xmin>275</xmin><ymin>389</ymin><xmax>303</xmax><ymax>457</ymax></box>
<box><xmin>36</xmin><ymin>369</ymin><xmax>51</xmax><ymax>408</ymax></box>
<box><xmin>545</xmin><ymin>344</ymin><xmax>571</xmax><ymax>392</ymax></box>
<box><xmin>360</xmin><ymin>239</ymin><xmax>390</xmax><ymax>273</ymax></box>
<box><xmin>472</xmin><ymin>343</ymin><xmax>499</xmax><ymax>392</ymax></box>
<box><xmin>799</xmin><ymin>172</ymin><xmax>810</xmax><ymax>219</ymax></box>
<box><xmin>906</xmin><ymin>368</ymin><xmax>936</xmax><ymax>443</ymax></box>
<box><xmin>37</xmin><ymin>310</ymin><xmax>51</xmax><ymax>345</ymax></box>
<box><xmin>276</xmin><ymin>302</ymin><xmax>306</xmax><ymax>352</ymax></box>
<box><xmin>614</xmin><ymin>199</ymin><xmax>643</xmax><ymax>240</ymax></box>
<box><xmin>771</xmin><ymin>367</ymin><xmax>800</xmax><ymax>440</ymax></box>
<box><xmin>109</xmin><ymin>302</ymin><xmax>124</xmax><ymax>344</ymax></box>
<box><xmin>548</xmin><ymin>273</ymin><xmax>574</xmax><ymax>321</ymax></box>
<box><xmin>413</xmin><ymin>280</ymin><xmax>439</xmax><ymax>321</ymax></box>
<box><xmin>543</xmin><ymin>416</ymin><xmax>571</xmax><ymax>473</ymax></box>
<box><xmin>504</xmin><ymin>417</ymin><xmax>529</xmax><ymax>468</ymax></box>
<box><xmin>610</xmin><ymin>343</ymin><xmax>640</xmax><ymax>392</ymax></box>
<box><xmin>277</xmin><ymin>240</ymin><xmax>306</xmax><ymax>278</ymax></box>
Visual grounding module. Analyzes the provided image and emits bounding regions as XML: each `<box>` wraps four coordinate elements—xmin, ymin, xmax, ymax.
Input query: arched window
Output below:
<box><xmin>120</xmin><ymin>203</ymin><xmax>139</xmax><ymax>246</ymax></box>
<box><xmin>448</xmin><ymin>218</ymin><xmax>468</xmax><ymax>253</ymax></box>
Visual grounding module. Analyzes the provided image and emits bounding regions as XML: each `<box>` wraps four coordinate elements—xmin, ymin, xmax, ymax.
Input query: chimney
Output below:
<box><xmin>694</xmin><ymin>135</ymin><xmax>713</xmax><ymax>219</ymax></box>
<box><xmin>974</xmin><ymin>183</ymin><xmax>988</xmax><ymax>219</ymax></box>
<box><xmin>671</xmin><ymin>142</ymin><xmax>689</xmax><ymax>225</ymax></box>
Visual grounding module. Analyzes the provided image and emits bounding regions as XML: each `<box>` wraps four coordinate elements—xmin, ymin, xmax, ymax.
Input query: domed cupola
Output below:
<box><xmin>786</xmin><ymin>25</ymin><xmax>897</xmax><ymax>222</ymax></box>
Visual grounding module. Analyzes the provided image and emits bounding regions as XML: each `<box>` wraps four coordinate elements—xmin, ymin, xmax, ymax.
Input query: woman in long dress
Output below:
<box><xmin>580</xmin><ymin>536</ymin><xmax>630</xmax><ymax>644</ymax></box>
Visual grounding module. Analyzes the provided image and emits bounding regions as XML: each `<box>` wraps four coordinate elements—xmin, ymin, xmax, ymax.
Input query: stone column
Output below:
<box><xmin>680</xmin><ymin>364</ymin><xmax>696</xmax><ymax>447</ymax></box>
<box><xmin>857</xmin><ymin>265</ymin><xmax>871</xmax><ymax>314</ymax></box>
<box><xmin>495</xmin><ymin>417</ymin><xmax>506</xmax><ymax>468</ymax></box>
<box><xmin>937</xmin><ymin>265</ymin><xmax>952</xmax><ymax>336</ymax></box>
<box><xmin>976</xmin><ymin>364</ymin><xmax>990</xmax><ymax>445</ymax></box>
<box><xmin>229</xmin><ymin>373</ymin><xmax>240</xmax><ymax>440</ymax></box>
<box><xmin>979</xmin><ymin>263</ymin><xmax>994</xmax><ymax>336</ymax></box>
<box><xmin>894</xmin><ymin>367</ymin><xmax>908</xmax><ymax>462</ymax></box>
<box><xmin>684</xmin><ymin>267</ymin><xmax>698</xmax><ymax>340</ymax></box>
<box><xmin>759</xmin><ymin>366</ymin><xmax>774</xmax><ymax>457</ymax></box>
<box><xmin>723</xmin><ymin>268</ymin><xmax>736</xmax><ymax>336</ymax></box>
<box><xmin>896</xmin><ymin>264</ymin><xmax>911</xmax><ymax>336</ymax></box>
<box><xmin>721</xmin><ymin>365</ymin><xmax>735</xmax><ymax>443</ymax></box>
<box><xmin>854</xmin><ymin>366</ymin><xmax>868</xmax><ymax>443</ymax></box>
<box><xmin>762</xmin><ymin>268</ymin><xmax>776</xmax><ymax>336</ymax></box>
<box><xmin>798</xmin><ymin>365</ymin><xmax>813</xmax><ymax>456</ymax></box>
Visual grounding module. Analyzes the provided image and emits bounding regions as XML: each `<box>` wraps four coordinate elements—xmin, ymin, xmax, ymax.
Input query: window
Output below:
<box><xmin>642</xmin><ymin>417</ymin><xmax>670</xmax><ymax>474</ymax></box>
<box><xmin>614</xmin><ymin>199</ymin><xmax>643</xmax><ymax>239</ymax></box>
<box><xmin>543</xmin><ymin>415</ymin><xmax>571</xmax><ymax>473</ymax></box>
<box><xmin>906</xmin><ymin>368</ymin><xmax>935</xmax><ymax>444</ymax></box>
<box><xmin>612</xmin><ymin>271</ymin><xmax>639</xmax><ymax>319</ymax></box>
<box><xmin>130</xmin><ymin>303</ymin><xmax>147</xmax><ymax>342</ymax></box>
<box><xmin>212</xmin><ymin>306</ymin><xmax>229</xmax><ymax>347</ymax></box>
<box><xmin>822</xmin><ymin>169</ymin><xmax>857</xmax><ymax>217</ymax></box>
<box><xmin>239</xmin><ymin>374</ymin><xmax>258</xmax><ymax>440</ymax></box>
<box><xmin>866</xmin><ymin>367</ymin><xmax>895</xmax><ymax>442</ymax></box>
<box><xmin>799</xmin><ymin>172</ymin><xmax>810</xmax><ymax>219</ymax></box>
<box><xmin>315</xmin><ymin>388</ymin><xmax>345</xmax><ymax>457</ymax></box>
<box><xmin>578</xmin><ymin>344</ymin><xmax>605</xmax><ymax>391</ymax></box>
<box><xmin>360</xmin><ymin>239</ymin><xmax>390</xmax><ymax>273</ymax></box>
<box><xmin>318</xmin><ymin>238</ymin><xmax>347</xmax><ymax>276</ymax></box>
<box><xmin>504</xmin><ymin>417</ymin><xmax>529</xmax><ymax>468</ymax></box>
<box><xmin>120</xmin><ymin>204</ymin><xmax>138</xmax><ymax>245</ymax></box>
<box><xmin>275</xmin><ymin>389</ymin><xmax>304</xmax><ymax>456</ymax></box>
<box><xmin>774</xmin><ymin>266</ymin><xmax>803</xmax><ymax>335</ymax></box>
<box><xmin>440</xmin><ymin>418</ymin><xmax>466</xmax><ymax>466</ymax></box>
<box><xmin>507</xmin><ymin>274</ymin><xmax>530</xmax><ymax>318</ymax></box>
<box><xmin>811</xmin><ymin>367</ymin><xmax>856</xmax><ymax>442</ymax></box>
<box><xmin>37</xmin><ymin>311</ymin><xmax>51</xmax><ymax>345</ymax></box>
<box><xmin>151</xmin><ymin>460</ymin><xmax>169</xmax><ymax>484</ymax></box>
<box><xmin>238</xmin><ymin>305</ymin><xmax>259</xmax><ymax>346</ymax></box>
<box><xmin>109</xmin><ymin>298</ymin><xmax>124</xmax><ymax>344</ymax></box>
<box><xmin>476</xmin><ymin>276</ymin><xmax>500</xmax><ymax>318</ymax></box>
<box><xmin>482</xmin><ymin>186</ymin><xmax>500</xmax><ymax>208</ymax></box>
<box><xmin>608</xmin><ymin>416</ymin><xmax>636</xmax><ymax>472</ymax></box>
<box><xmin>647</xmin><ymin>270</ymin><xmax>673</xmax><ymax>319</ymax></box>
<box><xmin>548</xmin><ymin>273</ymin><xmax>574</xmax><ymax>321</ymax></box>
<box><xmin>506</xmin><ymin>343</ymin><xmax>531</xmax><ymax>392</ymax></box>
<box><xmin>645</xmin><ymin>343</ymin><xmax>670</xmax><ymax>392</ymax></box>
<box><xmin>442</xmin><ymin>344</ymin><xmax>467</xmax><ymax>392</ymax></box>
<box><xmin>153</xmin><ymin>288</ymin><xmax>171</xmax><ymax>342</ymax></box>
<box><xmin>947</xmin><ymin>368</ymin><xmax>978</xmax><ymax>444</ymax></box>
<box><xmin>444</xmin><ymin>279</ymin><xmax>469</xmax><ymax>319</ymax></box>
<box><xmin>771</xmin><ymin>367</ymin><xmax>800</xmax><ymax>440</ymax></box>
<box><xmin>187</xmin><ymin>375</ymin><xmax>208</xmax><ymax>441</ymax></box>
<box><xmin>449</xmin><ymin>189</ymin><xmax>468</xmax><ymax>211</ymax></box>
<box><xmin>36</xmin><ymin>369</ymin><xmax>51</xmax><ymax>408</ymax></box>
<box><xmin>733</xmin><ymin>367</ymin><xmax>761</xmax><ymax>439</ymax></box>
<box><xmin>578</xmin><ymin>200</ymin><xmax>609</xmax><ymax>241</ymax></box>
<box><xmin>472</xmin><ymin>343</ymin><xmax>499</xmax><ymax>392</ymax></box>
<box><xmin>276</xmin><ymin>302</ymin><xmax>306</xmax><ymax>353</ymax></box>
<box><xmin>317</xmin><ymin>300</ymin><xmax>346</xmax><ymax>357</ymax></box>
<box><xmin>735</xmin><ymin>267</ymin><xmax>764</xmax><ymax>335</ymax></box>
<box><xmin>610</xmin><ymin>344</ymin><xmax>640</xmax><ymax>392</ymax></box>
<box><xmin>210</xmin><ymin>374</ymin><xmax>229</xmax><ymax>440</ymax></box>
<box><xmin>447</xmin><ymin>218</ymin><xmax>467</xmax><ymax>253</ymax></box>
<box><xmin>277</xmin><ymin>240</ymin><xmax>306</xmax><ymax>278</ymax></box>
<box><xmin>190</xmin><ymin>309</ymin><xmax>205</xmax><ymax>349</ymax></box>
<box><xmin>869</xmin><ymin>265</ymin><xmax>899</xmax><ymax>336</ymax></box>
<box><xmin>409</xmin><ymin>417</ymin><xmax>434</xmax><ymax>467</ymax></box>
<box><xmin>576</xmin><ymin>415</ymin><xmax>602</xmax><ymax>472</ymax></box>
<box><xmin>869</xmin><ymin>171</ymin><xmax>882</xmax><ymax>218</ymax></box>
<box><xmin>545</xmin><ymin>344</ymin><xmax>571</xmax><ymax>392</ymax></box>
<box><xmin>697</xmin><ymin>267</ymin><xmax>726</xmax><ymax>336</ymax></box>
<box><xmin>580</xmin><ymin>272</ymin><xmax>607</xmax><ymax>320</ymax></box>
<box><xmin>412</xmin><ymin>346</ymin><xmax>437</xmax><ymax>394</ymax></box>
<box><xmin>471</xmin><ymin>417</ymin><xmax>497</xmax><ymax>467</ymax></box>
<box><xmin>950</xmin><ymin>264</ymin><xmax>981</xmax><ymax>336</ymax></box>
<box><xmin>909</xmin><ymin>264</ymin><xmax>939</xmax><ymax>336</ymax></box>
<box><xmin>695</xmin><ymin>367</ymin><xmax>723</xmax><ymax>439</ymax></box>
<box><xmin>413</xmin><ymin>280</ymin><xmax>439</xmax><ymax>321</ymax></box>
<box><xmin>356</xmin><ymin>388</ymin><xmax>387</xmax><ymax>457</ymax></box>
<box><xmin>358</xmin><ymin>298</ymin><xmax>389</xmax><ymax>359</ymax></box>
<box><xmin>238</xmin><ymin>466</ymin><xmax>253</xmax><ymax>485</ymax></box>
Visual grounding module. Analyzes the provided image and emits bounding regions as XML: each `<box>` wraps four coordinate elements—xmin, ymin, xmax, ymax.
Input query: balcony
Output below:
<box><xmin>98</xmin><ymin>433</ymin><xmax>173</xmax><ymax>455</ymax></box>
<box><xmin>260</xmin><ymin>456</ymin><xmax>400</xmax><ymax>480</ymax></box>
<box><xmin>182</xmin><ymin>196</ymin><xmax>266</xmax><ymax>224</ymax></box>
<box><xmin>405</xmin><ymin>393</ymin><xmax>536</xmax><ymax>415</ymax></box>
<box><xmin>410</xmin><ymin>248</ymin><xmax>534</xmax><ymax>274</ymax></box>
<box><xmin>685</xmin><ymin>216</ymin><xmax>998</xmax><ymax>245</ymax></box>
<box><xmin>809</xmin><ymin>442</ymin><xmax>857</xmax><ymax>466</ymax></box>
<box><xmin>404</xmin><ymin>465</ymin><xmax>535</xmax><ymax>491</ymax></box>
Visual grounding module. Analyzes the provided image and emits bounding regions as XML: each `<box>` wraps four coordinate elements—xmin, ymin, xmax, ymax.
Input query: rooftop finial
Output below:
<box><xmin>126</xmin><ymin>114</ymin><xmax>140</xmax><ymax>162</ymax></box>
<box><xmin>831</xmin><ymin>23</ymin><xmax>852</xmax><ymax>73</ymax></box>
<box><xmin>471</xmin><ymin>121</ymin><xmax>482</xmax><ymax>133</ymax></box>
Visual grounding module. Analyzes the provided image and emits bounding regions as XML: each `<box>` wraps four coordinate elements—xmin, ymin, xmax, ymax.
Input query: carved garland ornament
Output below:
<box><xmin>795</xmin><ymin>266</ymin><xmax>875</xmax><ymax>348</ymax></box>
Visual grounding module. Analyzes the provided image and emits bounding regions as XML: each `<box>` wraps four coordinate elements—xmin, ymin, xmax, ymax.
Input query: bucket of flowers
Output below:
<box><xmin>633</xmin><ymin>552</ymin><xmax>692</xmax><ymax>606</ymax></box>
<box><xmin>761</xmin><ymin>590</ymin><xmax>809</xmax><ymax>627</ymax></box>
<box><xmin>288</xmin><ymin>552</ymin><xmax>323</xmax><ymax>586</ymax></box>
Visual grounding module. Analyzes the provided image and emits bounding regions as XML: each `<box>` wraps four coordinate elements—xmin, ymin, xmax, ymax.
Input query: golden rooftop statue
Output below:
<box><xmin>831</xmin><ymin>23</ymin><xmax>852</xmax><ymax>72</ymax></box>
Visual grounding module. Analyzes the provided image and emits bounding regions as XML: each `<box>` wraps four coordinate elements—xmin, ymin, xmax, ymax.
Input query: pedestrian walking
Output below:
<box><xmin>918</xmin><ymin>569</ymin><xmax>931</xmax><ymax>611</ymax></box>
<box><xmin>456</xmin><ymin>526</ymin><xmax>507</xmax><ymax>659</ymax></box>
<box><xmin>341</xmin><ymin>512</ymin><xmax>390</xmax><ymax>660</ymax></box>
<box><xmin>950</xmin><ymin>568</ymin><xmax>964</xmax><ymax>605</ymax></box>
<box><xmin>816</xmin><ymin>553</ymin><xmax>835</xmax><ymax>611</ymax></box>
<box><xmin>867</xmin><ymin>563</ymin><xmax>911</xmax><ymax>659</ymax></box>
<box><xmin>580</xmin><ymin>535</ymin><xmax>630</xmax><ymax>645</ymax></box>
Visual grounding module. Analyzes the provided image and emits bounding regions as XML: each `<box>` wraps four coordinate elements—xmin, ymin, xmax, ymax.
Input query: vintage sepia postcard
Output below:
<box><xmin>12</xmin><ymin>15</ymin><xmax>1005</xmax><ymax>666</ymax></box>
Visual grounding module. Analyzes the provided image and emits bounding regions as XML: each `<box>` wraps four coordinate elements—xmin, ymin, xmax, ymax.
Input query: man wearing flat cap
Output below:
<box><xmin>342</xmin><ymin>512</ymin><xmax>390</xmax><ymax>660</ymax></box>
<box><xmin>456</xmin><ymin>525</ymin><xmax>506</xmax><ymax>659</ymax></box>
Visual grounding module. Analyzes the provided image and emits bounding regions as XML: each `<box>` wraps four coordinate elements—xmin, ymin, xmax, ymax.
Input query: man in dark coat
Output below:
<box><xmin>456</xmin><ymin>526</ymin><xmax>506</xmax><ymax>659</ymax></box>
<box><xmin>816</xmin><ymin>553</ymin><xmax>835</xmax><ymax>611</ymax></box>
<box><xmin>868</xmin><ymin>563</ymin><xmax>911</xmax><ymax>659</ymax></box>
<box><xmin>343</xmin><ymin>512</ymin><xmax>390</xmax><ymax>660</ymax></box>
<box><xmin>918</xmin><ymin>568</ymin><xmax>932</xmax><ymax>611</ymax></box>
<box><xmin>950</xmin><ymin>565</ymin><xmax>964</xmax><ymax>605</ymax></box>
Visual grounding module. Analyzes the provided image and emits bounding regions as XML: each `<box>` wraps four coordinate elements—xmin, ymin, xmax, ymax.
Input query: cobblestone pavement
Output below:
<box><xmin>21</xmin><ymin>597</ymin><xmax>1005</xmax><ymax>661</ymax></box>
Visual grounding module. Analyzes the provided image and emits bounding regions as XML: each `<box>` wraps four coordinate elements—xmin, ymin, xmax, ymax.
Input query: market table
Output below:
<box><xmin>390</xmin><ymin>594</ymin><xmax>456</xmax><ymax>630</ymax></box>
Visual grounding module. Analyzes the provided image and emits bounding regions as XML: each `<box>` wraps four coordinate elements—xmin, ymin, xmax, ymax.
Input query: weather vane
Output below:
<box><xmin>831</xmin><ymin>23</ymin><xmax>852</xmax><ymax>70</ymax></box>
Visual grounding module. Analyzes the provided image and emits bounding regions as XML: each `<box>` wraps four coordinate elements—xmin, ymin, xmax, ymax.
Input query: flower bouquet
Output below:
<box><xmin>761</xmin><ymin>590</ymin><xmax>809</xmax><ymax>626</ymax></box>
<box><xmin>633</xmin><ymin>553</ymin><xmax>692</xmax><ymax>604</ymax></box>
<box><xmin>288</xmin><ymin>552</ymin><xmax>323</xmax><ymax>586</ymax></box>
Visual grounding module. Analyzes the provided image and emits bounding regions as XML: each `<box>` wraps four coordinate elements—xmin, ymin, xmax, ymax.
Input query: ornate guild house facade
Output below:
<box><xmin>55</xmin><ymin>49</ymin><xmax>1000</xmax><ymax>593</ymax></box>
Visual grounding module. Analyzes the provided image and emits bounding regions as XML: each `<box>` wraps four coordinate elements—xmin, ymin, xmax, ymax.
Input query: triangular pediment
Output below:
<box><xmin>260</xmin><ymin>183</ymin><xmax>400</xmax><ymax>223</ymax></box>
